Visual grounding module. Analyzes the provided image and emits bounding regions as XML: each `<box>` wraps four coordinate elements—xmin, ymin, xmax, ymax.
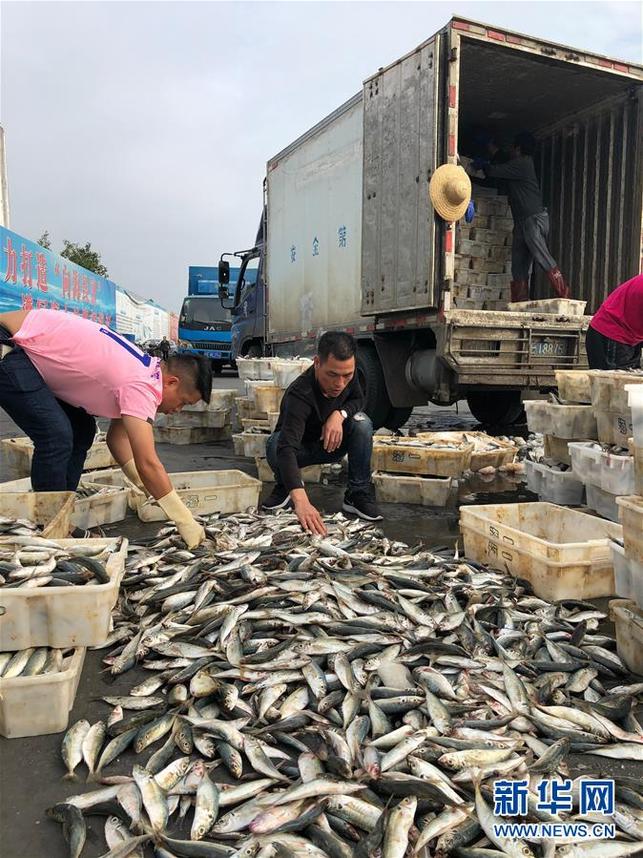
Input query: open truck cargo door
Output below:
<box><xmin>361</xmin><ymin>35</ymin><xmax>442</xmax><ymax>316</ymax></box>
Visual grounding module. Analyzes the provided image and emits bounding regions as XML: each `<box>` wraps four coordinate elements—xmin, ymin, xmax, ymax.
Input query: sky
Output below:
<box><xmin>1</xmin><ymin>0</ymin><xmax>641</xmax><ymax>314</ymax></box>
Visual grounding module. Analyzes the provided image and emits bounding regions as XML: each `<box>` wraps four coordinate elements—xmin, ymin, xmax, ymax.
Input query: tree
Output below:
<box><xmin>37</xmin><ymin>231</ymin><xmax>51</xmax><ymax>249</ymax></box>
<box><xmin>61</xmin><ymin>240</ymin><xmax>109</xmax><ymax>277</ymax></box>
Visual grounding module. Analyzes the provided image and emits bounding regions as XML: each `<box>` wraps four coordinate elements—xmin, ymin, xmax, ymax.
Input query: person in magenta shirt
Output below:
<box><xmin>0</xmin><ymin>308</ymin><xmax>212</xmax><ymax>548</ymax></box>
<box><xmin>586</xmin><ymin>274</ymin><xmax>643</xmax><ymax>370</ymax></box>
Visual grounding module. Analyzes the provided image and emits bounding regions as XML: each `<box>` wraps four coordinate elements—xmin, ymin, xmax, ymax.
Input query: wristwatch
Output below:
<box><xmin>339</xmin><ymin>409</ymin><xmax>348</xmax><ymax>420</ymax></box>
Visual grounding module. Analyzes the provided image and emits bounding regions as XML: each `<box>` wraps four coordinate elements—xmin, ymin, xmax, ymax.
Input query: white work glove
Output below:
<box><xmin>121</xmin><ymin>458</ymin><xmax>148</xmax><ymax>512</ymax></box>
<box><xmin>157</xmin><ymin>490</ymin><xmax>205</xmax><ymax>549</ymax></box>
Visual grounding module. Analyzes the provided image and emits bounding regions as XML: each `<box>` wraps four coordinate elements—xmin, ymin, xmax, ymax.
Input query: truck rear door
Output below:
<box><xmin>361</xmin><ymin>34</ymin><xmax>443</xmax><ymax>315</ymax></box>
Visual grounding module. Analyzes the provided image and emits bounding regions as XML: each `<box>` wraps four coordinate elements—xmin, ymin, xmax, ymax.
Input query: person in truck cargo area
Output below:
<box><xmin>471</xmin><ymin>131</ymin><xmax>570</xmax><ymax>304</ymax></box>
<box><xmin>263</xmin><ymin>331</ymin><xmax>382</xmax><ymax>535</ymax></box>
<box><xmin>0</xmin><ymin>308</ymin><xmax>211</xmax><ymax>548</ymax></box>
<box><xmin>586</xmin><ymin>273</ymin><xmax>643</xmax><ymax>370</ymax></box>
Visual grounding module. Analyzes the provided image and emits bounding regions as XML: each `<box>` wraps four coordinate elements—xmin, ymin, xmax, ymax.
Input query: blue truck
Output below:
<box><xmin>178</xmin><ymin>266</ymin><xmax>242</xmax><ymax>374</ymax></box>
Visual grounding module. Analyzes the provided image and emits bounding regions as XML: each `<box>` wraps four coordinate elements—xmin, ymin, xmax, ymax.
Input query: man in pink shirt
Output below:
<box><xmin>586</xmin><ymin>274</ymin><xmax>643</xmax><ymax>370</ymax></box>
<box><xmin>0</xmin><ymin>308</ymin><xmax>212</xmax><ymax>548</ymax></box>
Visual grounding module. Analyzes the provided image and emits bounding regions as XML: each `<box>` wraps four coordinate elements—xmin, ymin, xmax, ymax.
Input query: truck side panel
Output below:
<box><xmin>361</xmin><ymin>37</ymin><xmax>441</xmax><ymax>315</ymax></box>
<box><xmin>265</xmin><ymin>95</ymin><xmax>364</xmax><ymax>343</ymax></box>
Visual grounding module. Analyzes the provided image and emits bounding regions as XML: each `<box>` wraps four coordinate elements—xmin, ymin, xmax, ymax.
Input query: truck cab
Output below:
<box><xmin>219</xmin><ymin>215</ymin><xmax>266</xmax><ymax>360</ymax></box>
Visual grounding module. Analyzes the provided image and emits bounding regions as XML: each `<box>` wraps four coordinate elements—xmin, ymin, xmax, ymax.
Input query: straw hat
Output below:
<box><xmin>429</xmin><ymin>164</ymin><xmax>472</xmax><ymax>222</ymax></box>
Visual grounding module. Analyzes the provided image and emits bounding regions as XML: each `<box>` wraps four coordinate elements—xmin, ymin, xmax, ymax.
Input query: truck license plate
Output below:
<box><xmin>206</xmin><ymin>351</ymin><xmax>222</xmax><ymax>359</ymax></box>
<box><xmin>531</xmin><ymin>339</ymin><xmax>567</xmax><ymax>357</ymax></box>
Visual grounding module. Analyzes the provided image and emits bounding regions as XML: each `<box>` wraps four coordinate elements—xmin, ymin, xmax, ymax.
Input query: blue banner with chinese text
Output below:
<box><xmin>0</xmin><ymin>226</ymin><xmax>116</xmax><ymax>327</ymax></box>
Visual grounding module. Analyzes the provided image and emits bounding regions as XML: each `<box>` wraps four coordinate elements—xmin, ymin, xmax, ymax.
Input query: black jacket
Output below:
<box><xmin>484</xmin><ymin>155</ymin><xmax>544</xmax><ymax>222</ymax></box>
<box><xmin>275</xmin><ymin>366</ymin><xmax>364</xmax><ymax>491</ymax></box>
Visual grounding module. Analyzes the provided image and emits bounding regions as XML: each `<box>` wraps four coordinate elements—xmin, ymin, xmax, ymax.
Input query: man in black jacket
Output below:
<box><xmin>263</xmin><ymin>331</ymin><xmax>381</xmax><ymax>535</ymax></box>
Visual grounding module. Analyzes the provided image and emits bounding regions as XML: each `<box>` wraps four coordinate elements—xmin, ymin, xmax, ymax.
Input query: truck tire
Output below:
<box><xmin>385</xmin><ymin>406</ymin><xmax>413</xmax><ymax>431</ymax></box>
<box><xmin>212</xmin><ymin>361</ymin><xmax>224</xmax><ymax>375</ymax></box>
<box><xmin>356</xmin><ymin>345</ymin><xmax>392</xmax><ymax>430</ymax></box>
<box><xmin>466</xmin><ymin>391</ymin><xmax>525</xmax><ymax>427</ymax></box>
<box><xmin>245</xmin><ymin>343</ymin><xmax>263</xmax><ymax>359</ymax></box>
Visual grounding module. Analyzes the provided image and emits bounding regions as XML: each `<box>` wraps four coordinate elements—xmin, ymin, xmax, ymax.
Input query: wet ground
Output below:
<box><xmin>0</xmin><ymin>375</ymin><xmax>640</xmax><ymax>857</ymax></box>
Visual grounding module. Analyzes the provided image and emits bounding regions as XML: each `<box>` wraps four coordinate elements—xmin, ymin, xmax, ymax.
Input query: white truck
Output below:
<box><xmin>220</xmin><ymin>16</ymin><xmax>643</xmax><ymax>428</ymax></box>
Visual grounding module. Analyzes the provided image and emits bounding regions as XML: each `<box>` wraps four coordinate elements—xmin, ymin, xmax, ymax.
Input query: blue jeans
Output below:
<box><xmin>266</xmin><ymin>412</ymin><xmax>374</xmax><ymax>492</ymax></box>
<box><xmin>0</xmin><ymin>348</ymin><xmax>96</xmax><ymax>491</ymax></box>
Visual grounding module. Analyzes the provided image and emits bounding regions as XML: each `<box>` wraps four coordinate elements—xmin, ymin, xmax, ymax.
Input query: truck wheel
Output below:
<box><xmin>466</xmin><ymin>391</ymin><xmax>525</xmax><ymax>427</ymax></box>
<box><xmin>356</xmin><ymin>345</ymin><xmax>392</xmax><ymax>430</ymax></box>
<box><xmin>212</xmin><ymin>361</ymin><xmax>223</xmax><ymax>375</ymax></box>
<box><xmin>385</xmin><ymin>406</ymin><xmax>413</xmax><ymax>431</ymax></box>
<box><xmin>245</xmin><ymin>343</ymin><xmax>263</xmax><ymax>359</ymax></box>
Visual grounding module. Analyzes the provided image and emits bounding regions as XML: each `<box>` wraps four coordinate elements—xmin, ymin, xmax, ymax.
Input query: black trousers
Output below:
<box><xmin>0</xmin><ymin>347</ymin><xmax>96</xmax><ymax>491</ymax></box>
<box><xmin>586</xmin><ymin>325</ymin><xmax>642</xmax><ymax>371</ymax></box>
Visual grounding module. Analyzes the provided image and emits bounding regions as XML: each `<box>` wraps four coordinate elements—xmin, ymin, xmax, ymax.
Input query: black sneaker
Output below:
<box><xmin>342</xmin><ymin>485</ymin><xmax>383</xmax><ymax>521</ymax></box>
<box><xmin>262</xmin><ymin>483</ymin><xmax>292</xmax><ymax>511</ymax></box>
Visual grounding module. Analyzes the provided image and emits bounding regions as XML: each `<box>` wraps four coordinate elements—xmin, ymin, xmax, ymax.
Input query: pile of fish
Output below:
<box><xmin>0</xmin><ymin>515</ymin><xmax>43</xmax><ymax>536</ymax></box>
<box><xmin>0</xmin><ymin>537</ymin><xmax>117</xmax><ymax>588</ymax></box>
<box><xmin>76</xmin><ymin>484</ymin><xmax>124</xmax><ymax>500</ymax></box>
<box><xmin>48</xmin><ymin>512</ymin><xmax>643</xmax><ymax>857</ymax></box>
<box><xmin>374</xmin><ymin>437</ymin><xmax>471</xmax><ymax>452</ymax></box>
<box><xmin>0</xmin><ymin>646</ymin><xmax>71</xmax><ymax>678</ymax></box>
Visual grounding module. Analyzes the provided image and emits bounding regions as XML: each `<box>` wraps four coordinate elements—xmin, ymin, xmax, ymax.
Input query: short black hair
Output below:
<box><xmin>514</xmin><ymin>131</ymin><xmax>536</xmax><ymax>156</ymax></box>
<box><xmin>166</xmin><ymin>353</ymin><xmax>212</xmax><ymax>403</ymax></box>
<box><xmin>317</xmin><ymin>331</ymin><xmax>356</xmax><ymax>362</ymax></box>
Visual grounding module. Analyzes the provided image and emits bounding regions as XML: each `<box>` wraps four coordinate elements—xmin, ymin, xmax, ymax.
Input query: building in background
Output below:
<box><xmin>115</xmin><ymin>287</ymin><xmax>173</xmax><ymax>344</ymax></box>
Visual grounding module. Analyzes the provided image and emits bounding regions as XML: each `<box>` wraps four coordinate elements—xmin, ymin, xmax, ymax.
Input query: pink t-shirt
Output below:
<box><xmin>13</xmin><ymin>310</ymin><xmax>162</xmax><ymax>420</ymax></box>
<box><xmin>590</xmin><ymin>274</ymin><xmax>643</xmax><ymax>346</ymax></box>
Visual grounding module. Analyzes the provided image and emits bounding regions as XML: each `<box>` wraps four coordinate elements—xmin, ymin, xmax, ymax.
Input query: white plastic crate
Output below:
<box><xmin>0</xmin><ymin>647</ymin><xmax>85</xmax><ymax>738</ymax></box>
<box><xmin>372</xmin><ymin>438</ymin><xmax>473</xmax><ymax>477</ymax></box>
<box><xmin>156</xmin><ymin>409</ymin><xmax>230</xmax><ymax>429</ymax></box>
<box><xmin>154</xmin><ymin>425</ymin><xmax>231</xmax><ymax>445</ymax></box>
<box><xmin>595</xmin><ymin>410</ymin><xmax>633</xmax><ymax>446</ymax></box>
<box><xmin>627</xmin><ymin>384</ymin><xmax>643</xmax><ymax>447</ymax></box>
<box><xmin>590</xmin><ymin>372</ymin><xmax>643</xmax><ymax>414</ymax></box>
<box><xmin>555</xmin><ymin>370</ymin><xmax>594</xmax><ymax>404</ymax></box>
<box><xmin>244</xmin><ymin>379</ymin><xmax>276</xmax><ymax>403</ymax></box>
<box><xmin>1</xmin><ymin>436</ymin><xmax>116</xmax><ymax>480</ymax></box>
<box><xmin>0</xmin><ymin>485</ymin><xmax>75</xmax><ymax>537</ymax></box>
<box><xmin>254</xmin><ymin>386</ymin><xmax>284</xmax><ymax>415</ymax></box>
<box><xmin>616</xmin><ymin>496</ymin><xmax>643</xmax><ymax>565</ymax></box>
<box><xmin>506</xmin><ymin>298</ymin><xmax>587</xmax><ymax>315</ymax></box>
<box><xmin>568</xmin><ymin>442</ymin><xmax>635</xmax><ymax>495</ymax></box>
<box><xmin>609</xmin><ymin>600</ymin><xmax>643</xmax><ymax>676</ymax></box>
<box><xmin>0</xmin><ymin>474</ymin><xmax>128</xmax><ymax>531</ymax></box>
<box><xmin>184</xmin><ymin>389</ymin><xmax>238</xmax><ymax>412</ymax></box>
<box><xmin>585</xmin><ymin>483</ymin><xmax>620</xmax><ymax>523</ymax></box>
<box><xmin>543</xmin><ymin>435</ymin><xmax>572</xmax><ymax>466</ymax></box>
<box><xmin>241</xmin><ymin>418</ymin><xmax>271</xmax><ymax>432</ymax></box>
<box><xmin>524</xmin><ymin>459</ymin><xmax>585</xmax><ymax>506</ymax></box>
<box><xmin>271</xmin><ymin>358</ymin><xmax>312</xmax><ymax>389</ymax></box>
<box><xmin>237</xmin><ymin>357</ymin><xmax>273</xmax><ymax>381</ymax></box>
<box><xmin>235</xmin><ymin>397</ymin><xmax>268</xmax><ymax>421</ymax></box>
<box><xmin>460</xmin><ymin>502</ymin><xmax>621</xmax><ymax>601</ymax></box>
<box><xmin>231</xmin><ymin>432</ymin><xmax>269</xmax><ymax>459</ymax></box>
<box><xmin>523</xmin><ymin>401</ymin><xmax>597</xmax><ymax>440</ymax></box>
<box><xmin>609</xmin><ymin>541</ymin><xmax>643</xmax><ymax>609</ymax></box>
<box><xmin>415</xmin><ymin>432</ymin><xmax>516</xmax><ymax>472</ymax></box>
<box><xmin>0</xmin><ymin>538</ymin><xmax>127</xmax><ymax>651</ymax></box>
<box><xmin>255</xmin><ymin>458</ymin><xmax>321</xmax><ymax>484</ymax></box>
<box><xmin>373</xmin><ymin>472</ymin><xmax>455</xmax><ymax>506</ymax></box>
<box><xmin>75</xmin><ymin>468</ymin><xmax>130</xmax><ymax>528</ymax></box>
<box><xmin>137</xmin><ymin>470</ymin><xmax>261</xmax><ymax>521</ymax></box>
